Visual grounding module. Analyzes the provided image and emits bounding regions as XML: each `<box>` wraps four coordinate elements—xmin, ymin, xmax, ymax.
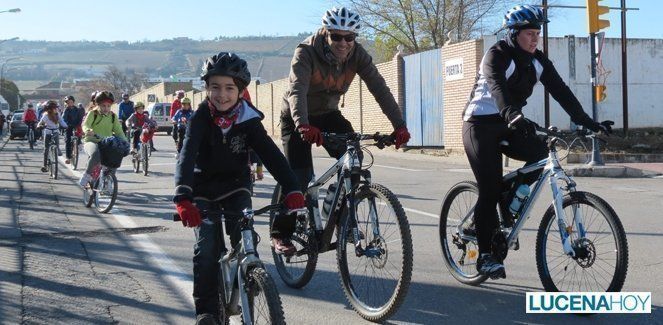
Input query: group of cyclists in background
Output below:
<box><xmin>8</xmin><ymin>4</ymin><xmax>624</xmax><ymax>324</ymax></box>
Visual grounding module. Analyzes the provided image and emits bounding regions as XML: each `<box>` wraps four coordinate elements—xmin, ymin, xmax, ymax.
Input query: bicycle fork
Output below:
<box><xmin>549</xmin><ymin>169</ymin><xmax>585</xmax><ymax>257</ymax></box>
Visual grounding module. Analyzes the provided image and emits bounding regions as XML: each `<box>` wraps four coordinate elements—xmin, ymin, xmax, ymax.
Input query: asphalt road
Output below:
<box><xmin>2</xmin><ymin>132</ymin><xmax>661</xmax><ymax>324</ymax></box>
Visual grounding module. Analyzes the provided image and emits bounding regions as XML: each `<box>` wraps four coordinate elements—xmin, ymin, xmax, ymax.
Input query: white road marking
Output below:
<box><xmin>58</xmin><ymin>156</ymin><xmax>194</xmax><ymax>306</ymax></box>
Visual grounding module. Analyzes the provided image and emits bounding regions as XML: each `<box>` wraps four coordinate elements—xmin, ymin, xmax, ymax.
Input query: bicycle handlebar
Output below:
<box><xmin>172</xmin><ymin>203</ymin><xmax>305</xmax><ymax>222</ymax></box>
<box><xmin>321</xmin><ymin>132</ymin><xmax>395</xmax><ymax>149</ymax></box>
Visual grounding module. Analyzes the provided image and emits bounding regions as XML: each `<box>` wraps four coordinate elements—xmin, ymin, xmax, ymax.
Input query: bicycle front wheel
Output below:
<box><xmin>141</xmin><ymin>144</ymin><xmax>149</xmax><ymax>176</ymax></box>
<box><xmin>94</xmin><ymin>173</ymin><xmax>118</xmax><ymax>213</ymax></box>
<box><xmin>29</xmin><ymin>130</ymin><xmax>34</xmax><ymax>150</ymax></box>
<box><xmin>50</xmin><ymin>145</ymin><xmax>58</xmax><ymax>179</ymax></box>
<box><xmin>72</xmin><ymin>139</ymin><xmax>79</xmax><ymax>170</ymax></box>
<box><xmin>270</xmin><ymin>184</ymin><xmax>319</xmax><ymax>288</ymax></box>
<box><xmin>243</xmin><ymin>267</ymin><xmax>285</xmax><ymax>325</ymax></box>
<box><xmin>438</xmin><ymin>181</ymin><xmax>488</xmax><ymax>285</ymax></box>
<box><xmin>536</xmin><ymin>191</ymin><xmax>628</xmax><ymax>292</ymax></box>
<box><xmin>337</xmin><ymin>183</ymin><xmax>412</xmax><ymax>322</ymax></box>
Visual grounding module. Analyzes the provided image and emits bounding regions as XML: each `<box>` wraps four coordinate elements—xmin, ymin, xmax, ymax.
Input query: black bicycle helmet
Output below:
<box><xmin>94</xmin><ymin>91</ymin><xmax>115</xmax><ymax>104</ymax></box>
<box><xmin>45</xmin><ymin>100</ymin><xmax>59</xmax><ymax>110</ymax></box>
<box><xmin>200</xmin><ymin>52</ymin><xmax>251</xmax><ymax>89</ymax></box>
<box><xmin>64</xmin><ymin>95</ymin><xmax>75</xmax><ymax>102</ymax></box>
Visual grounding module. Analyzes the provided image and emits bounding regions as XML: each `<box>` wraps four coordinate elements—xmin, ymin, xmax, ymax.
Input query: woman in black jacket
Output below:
<box><xmin>462</xmin><ymin>4</ymin><xmax>614</xmax><ymax>279</ymax></box>
<box><xmin>173</xmin><ymin>52</ymin><xmax>305</xmax><ymax>323</ymax></box>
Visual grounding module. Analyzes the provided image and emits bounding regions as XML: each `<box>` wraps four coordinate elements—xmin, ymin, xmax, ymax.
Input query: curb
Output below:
<box><xmin>566</xmin><ymin>165</ymin><xmax>662</xmax><ymax>178</ymax></box>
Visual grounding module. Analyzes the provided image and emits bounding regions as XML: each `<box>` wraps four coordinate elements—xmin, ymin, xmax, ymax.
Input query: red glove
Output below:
<box><xmin>284</xmin><ymin>191</ymin><xmax>306</xmax><ymax>213</ymax></box>
<box><xmin>176</xmin><ymin>200</ymin><xmax>202</xmax><ymax>227</ymax></box>
<box><xmin>393</xmin><ymin>126</ymin><xmax>410</xmax><ymax>149</ymax></box>
<box><xmin>297</xmin><ymin>124</ymin><xmax>323</xmax><ymax>146</ymax></box>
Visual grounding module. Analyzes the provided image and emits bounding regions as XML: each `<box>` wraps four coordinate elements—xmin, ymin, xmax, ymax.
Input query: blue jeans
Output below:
<box><xmin>192</xmin><ymin>191</ymin><xmax>252</xmax><ymax>317</ymax></box>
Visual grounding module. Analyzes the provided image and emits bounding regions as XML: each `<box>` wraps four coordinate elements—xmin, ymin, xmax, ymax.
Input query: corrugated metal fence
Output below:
<box><xmin>404</xmin><ymin>48</ymin><xmax>444</xmax><ymax>147</ymax></box>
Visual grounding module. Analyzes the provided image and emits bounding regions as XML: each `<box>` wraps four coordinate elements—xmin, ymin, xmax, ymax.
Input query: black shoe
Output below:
<box><xmin>150</xmin><ymin>147</ymin><xmax>157</xmax><ymax>152</ymax></box>
<box><xmin>40</xmin><ymin>166</ymin><xmax>48</xmax><ymax>172</ymax></box>
<box><xmin>195</xmin><ymin>313</ymin><xmax>219</xmax><ymax>325</ymax></box>
<box><xmin>477</xmin><ymin>253</ymin><xmax>506</xmax><ymax>279</ymax></box>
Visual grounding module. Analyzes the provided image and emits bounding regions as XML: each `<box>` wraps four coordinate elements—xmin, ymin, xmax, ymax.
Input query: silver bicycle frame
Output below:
<box><xmin>457</xmin><ymin>146</ymin><xmax>584</xmax><ymax>257</ymax></box>
<box><xmin>217</xmin><ymin>210</ymin><xmax>262</xmax><ymax>325</ymax></box>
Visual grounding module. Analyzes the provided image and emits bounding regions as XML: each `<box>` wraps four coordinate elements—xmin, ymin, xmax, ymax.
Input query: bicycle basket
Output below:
<box><xmin>98</xmin><ymin>136</ymin><xmax>130</xmax><ymax>168</ymax></box>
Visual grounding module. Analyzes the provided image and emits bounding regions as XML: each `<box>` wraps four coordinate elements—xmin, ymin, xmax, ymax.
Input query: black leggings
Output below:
<box><xmin>462</xmin><ymin>116</ymin><xmax>547</xmax><ymax>254</ymax></box>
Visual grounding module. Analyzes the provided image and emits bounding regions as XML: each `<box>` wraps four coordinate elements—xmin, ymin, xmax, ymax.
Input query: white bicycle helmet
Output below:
<box><xmin>322</xmin><ymin>7</ymin><xmax>361</xmax><ymax>32</ymax></box>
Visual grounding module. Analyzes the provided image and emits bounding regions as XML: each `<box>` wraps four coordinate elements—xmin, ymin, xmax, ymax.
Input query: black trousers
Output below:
<box><xmin>64</xmin><ymin>126</ymin><xmax>76</xmax><ymax>159</ymax></box>
<box><xmin>280</xmin><ymin>110</ymin><xmax>354</xmax><ymax>190</ymax></box>
<box><xmin>192</xmin><ymin>191</ymin><xmax>252</xmax><ymax>317</ymax></box>
<box><xmin>462</xmin><ymin>116</ymin><xmax>547</xmax><ymax>254</ymax></box>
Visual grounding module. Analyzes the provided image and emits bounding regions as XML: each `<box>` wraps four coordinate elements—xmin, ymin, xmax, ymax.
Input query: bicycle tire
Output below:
<box><xmin>50</xmin><ymin>145</ymin><xmax>58</xmax><ymax>179</ymax></box>
<box><xmin>438</xmin><ymin>181</ymin><xmax>488</xmax><ymax>286</ymax></box>
<box><xmin>95</xmin><ymin>173</ymin><xmax>118</xmax><ymax>213</ymax></box>
<box><xmin>536</xmin><ymin>191</ymin><xmax>628</xmax><ymax>292</ymax></box>
<box><xmin>242</xmin><ymin>267</ymin><xmax>286</xmax><ymax>325</ymax></box>
<box><xmin>132</xmin><ymin>154</ymin><xmax>140</xmax><ymax>173</ymax></box>
<box><xmin>270</xmin><ymin>184</ymin><xmax>319</xmax><ymax>288</ymax></box>
<box><xmin>29</xmin><ymin>129</ymin><xmax>34</xmax><ymax>150</ymax></box>
<box><xmin>142</xmin><ymin>144</ymin><xmax>149</xmax><ymax>176</ymax></box>
<box><xmin>72</xmin><ymin>138</ymin><xmax>79</xmax><ymax>170</ymax></box>
<box><xmin>337</xmin><ymin>183</ymin><xmax>412</xmax><ymax>322</ymax></box>
<box><xmin>83</xmin><ymin>181</ymin><xmax>95</xmax><ymax>207</ymax></box>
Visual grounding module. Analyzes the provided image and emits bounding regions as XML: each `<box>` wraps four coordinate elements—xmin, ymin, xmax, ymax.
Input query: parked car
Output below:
<box><xmin>147</xmin><ymin>102</ymin><xmax>173</xmax><ymax>134</ymax></box>
<box><xmin>9</xmin><ymin>112</ymin><xmax>27</xmax><ymax>139</ymax></box>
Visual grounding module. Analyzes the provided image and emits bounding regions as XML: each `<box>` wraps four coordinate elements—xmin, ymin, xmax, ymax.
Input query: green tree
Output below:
<box><xmin>0</xmin><ymin>79</ymin><xmax>25</xmax><ymax>111</ymax></box>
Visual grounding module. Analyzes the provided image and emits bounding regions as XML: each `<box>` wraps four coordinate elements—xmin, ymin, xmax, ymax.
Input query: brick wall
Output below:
<box><xmin>442</xmin><ymin>39</ymin><xmax>484</xmax><ymax>152</ymax></box>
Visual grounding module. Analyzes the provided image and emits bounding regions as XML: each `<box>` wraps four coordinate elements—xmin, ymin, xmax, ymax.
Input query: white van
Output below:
<box><xmin>147</xmin><ymin>102</ymin><xmax>173</xmax><ymax>134</ymax></box>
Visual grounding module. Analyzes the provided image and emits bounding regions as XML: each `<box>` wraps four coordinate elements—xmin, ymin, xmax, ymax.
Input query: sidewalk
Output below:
<box><xmin>0</xmin><ymin>137</ymin><xmax>191</xmax><ymax>324</ymax></box>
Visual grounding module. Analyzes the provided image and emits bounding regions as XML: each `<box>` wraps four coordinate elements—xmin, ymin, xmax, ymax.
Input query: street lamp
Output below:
<box><xmin>0</xmin><ymin>8</ymin><xmax>21</xmax><ymax>14</ymax></box>
<box><xmin>0</xmin><ymin>57</ymin><xmax>22</xmax><ymax>94</ymax></box>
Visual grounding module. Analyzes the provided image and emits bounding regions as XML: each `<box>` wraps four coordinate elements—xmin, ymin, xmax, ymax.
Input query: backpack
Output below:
<box><xmin>91</xmin><ymin>110</ymin><xmax>116</xmax><ymax>127</ymax></box>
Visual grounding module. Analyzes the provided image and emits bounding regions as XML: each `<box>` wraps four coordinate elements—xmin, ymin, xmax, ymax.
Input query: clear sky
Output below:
<box><xmin>0</xmin><ymin>0</ymin><xmax>657</xmax><ymax>42</ymax></box>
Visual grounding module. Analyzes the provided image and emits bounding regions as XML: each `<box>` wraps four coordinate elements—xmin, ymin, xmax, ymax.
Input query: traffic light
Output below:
<box><xmin>586</xmin><ymin>0</ymin><xmax>610</xmax><ymax>33</ymax></box>
<box><xmin>595</xmin><ymin>85</ymin><xmax>607</xmax><ymax>102</ymax></box>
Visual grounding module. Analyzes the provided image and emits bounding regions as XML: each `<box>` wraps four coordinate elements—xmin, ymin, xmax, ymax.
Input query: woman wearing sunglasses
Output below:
<box><xmin>279</xmin><ymin>6</ymin><xmax>411</xmax><ymax>203</ymax></box>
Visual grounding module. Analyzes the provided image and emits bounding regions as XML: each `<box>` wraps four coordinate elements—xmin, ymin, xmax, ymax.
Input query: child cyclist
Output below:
<box><xmin>125</xmin><ymin>101</ymin><xmax>153</xmax><ymax>154</ymax></box>
<box><xmin>171</xmin><ymin>97</ymin><xmax>193</xmax><ymax>158</ymax></box>
<box><xmin>173</xmin><ymin>52</ymin><xmax>306</xmax><ymax>324</ymax></box>
<box><xmin>78</xmin><ymin>91</ymin><xmax>128</xmax><ymax>187</ymax></box>
<box><xmin>37</xmin><ymin>100</ymin><xmax>68</xmax><ymax>172</ymax></box>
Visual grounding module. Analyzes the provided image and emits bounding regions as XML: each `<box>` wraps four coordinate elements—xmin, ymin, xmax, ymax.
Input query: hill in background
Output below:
<box><xmin>1</xmin><ymin>34</ymin><xmax>376</xmax><ymax>84</ymax></box>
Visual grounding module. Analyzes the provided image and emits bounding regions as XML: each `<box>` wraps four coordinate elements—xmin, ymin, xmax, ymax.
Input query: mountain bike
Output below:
<box><xmin>174</xmin><ymin>204</ymin><xmax>303</xmax><ymax>324</ymax></box>
<box><xmin>44</xmin><ymin>131</ymin><xmax>60</xmax><ymax>179</ymax></box>
<box><xmin>131</xmin><ymin>128</ymin><xmax>151</xmax><ymax>176</ymax></box>
<box><xmin>71</xmin><ymin>132</ymin><xmax>80</xmax><ymax>170</ymax></box>
<box><xmin>439</xmin><ymin>125</ymin><xmax>628</xmax><ymax>292</ymax></box>
<box><xmin>27</xmin><ymin>124</ymin><xmax>36</xmax><ymax>150</ymax></box>
<box><xmin>270</xmin><ymin>132</ymin><xmax>413</xmax><ymax>322</ymax></box>
<box><xmin>83</xmin><ymin>164</ymin><xmax>118</xmax><ymax>213</ymax></box>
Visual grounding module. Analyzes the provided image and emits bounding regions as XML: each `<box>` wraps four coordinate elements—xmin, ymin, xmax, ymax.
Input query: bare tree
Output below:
<box><xmin>100</xmin><ymin>65</ymin><xmax>147</xmax><ymax>96</ymax></box>
<box><xmin>347</xmin><ymin>0</ymin><xmax>510</xmax><ymax>59</ymax></box>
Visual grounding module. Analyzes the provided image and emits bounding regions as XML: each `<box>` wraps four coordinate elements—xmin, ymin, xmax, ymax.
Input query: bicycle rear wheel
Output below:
<box><xmin>132</xmin><ymin>154</ymin><xmax>140</xmax><ymax>173</ymax></box>
<box><xmin>50</xmin><ymin>145</ymin><xmax>58</xmax><ymax>179</ymax></box>
<box><xmin>237</xmin><ymin>267</ymin><xmax>285</xmax><ymax>325</ymax></box>
<box><xmin>94</xmin><ymin>172</ymin><xmax>118</xmax><ymax>213</ymax></box>
<box><xmin>439</xmin><ymin>181</ymin><xmax>488</xmax><ymax>285</ymax></box>
<box><xmin>83</xmin><ymin>180</ymin><xmax>95</xmax><ymax>207</ymax></box>
<box><xmin>72</xmin><ymin>138</ymin><xmax>79</xmax><ymax>170</ymax></box>
<box><xmin>29</xmin><ymin>129</ymin><xmax>34</xmax><ymax>150</ymax></box>
<box><xmin>536</xmin><ymin>191</ymin><xmax>628</xmax><ymax>292</ymax></box>
<box><xmin>141</xmin><ymin>144</ymin><xmax>149</xmax><ymax>176</ymax></box>
<box><xmin>270</xmin><ymin>184</ymin><xmax>319</xmax><ymax>288</ymax></box>
<box><xmin>337</xmin><ymin>183</ymin><xmax>412</xmax><ymax>322</ymax></box>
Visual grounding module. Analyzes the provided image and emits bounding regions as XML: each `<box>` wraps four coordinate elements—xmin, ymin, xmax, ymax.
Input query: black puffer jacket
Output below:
<box><xmin>174</xmin><ymin>99</ymin><xmax>299</xmax><ymax>202</ymax></box>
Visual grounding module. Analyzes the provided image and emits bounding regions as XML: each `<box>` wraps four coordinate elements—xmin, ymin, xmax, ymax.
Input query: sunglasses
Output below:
<box><xmin>329</xmin><ymin>33</ymin><xmax>356</xmax><ymax>43</ymax></box>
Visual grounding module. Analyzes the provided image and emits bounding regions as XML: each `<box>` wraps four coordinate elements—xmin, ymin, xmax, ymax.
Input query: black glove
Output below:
<box><xmin>508</xmin><ymin>114</ymin><xmax>536</xmax><ymax>137</ymax></box>
<box><xmin>585</xmin><ymin>120</ymin><xmax>614</xmax><ymax>135</ymax></box>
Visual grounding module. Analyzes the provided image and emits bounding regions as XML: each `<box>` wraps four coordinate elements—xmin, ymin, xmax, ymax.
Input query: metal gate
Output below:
<box><xmin>404</xmin><ymin>48</ymin><xmax>444</xmax><ymax>146</ymax></box>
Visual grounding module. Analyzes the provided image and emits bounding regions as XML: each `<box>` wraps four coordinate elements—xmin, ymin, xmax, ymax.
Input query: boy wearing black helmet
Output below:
<box><xmin>173</xmin><ymin>52</ymin><xmax>306</xmax><ymax>323</ymax></box>
<box><xmin>62</xmin><ymin>95</ymin><xmax>82</xmax><ymax>164</ymax></box>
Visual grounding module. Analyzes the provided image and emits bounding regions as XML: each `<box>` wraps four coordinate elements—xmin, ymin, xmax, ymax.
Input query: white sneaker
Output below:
<box><xmin>78</xmin><ymin>173</ymin><xmax>92</xmax><ymax>187</ymax></box>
